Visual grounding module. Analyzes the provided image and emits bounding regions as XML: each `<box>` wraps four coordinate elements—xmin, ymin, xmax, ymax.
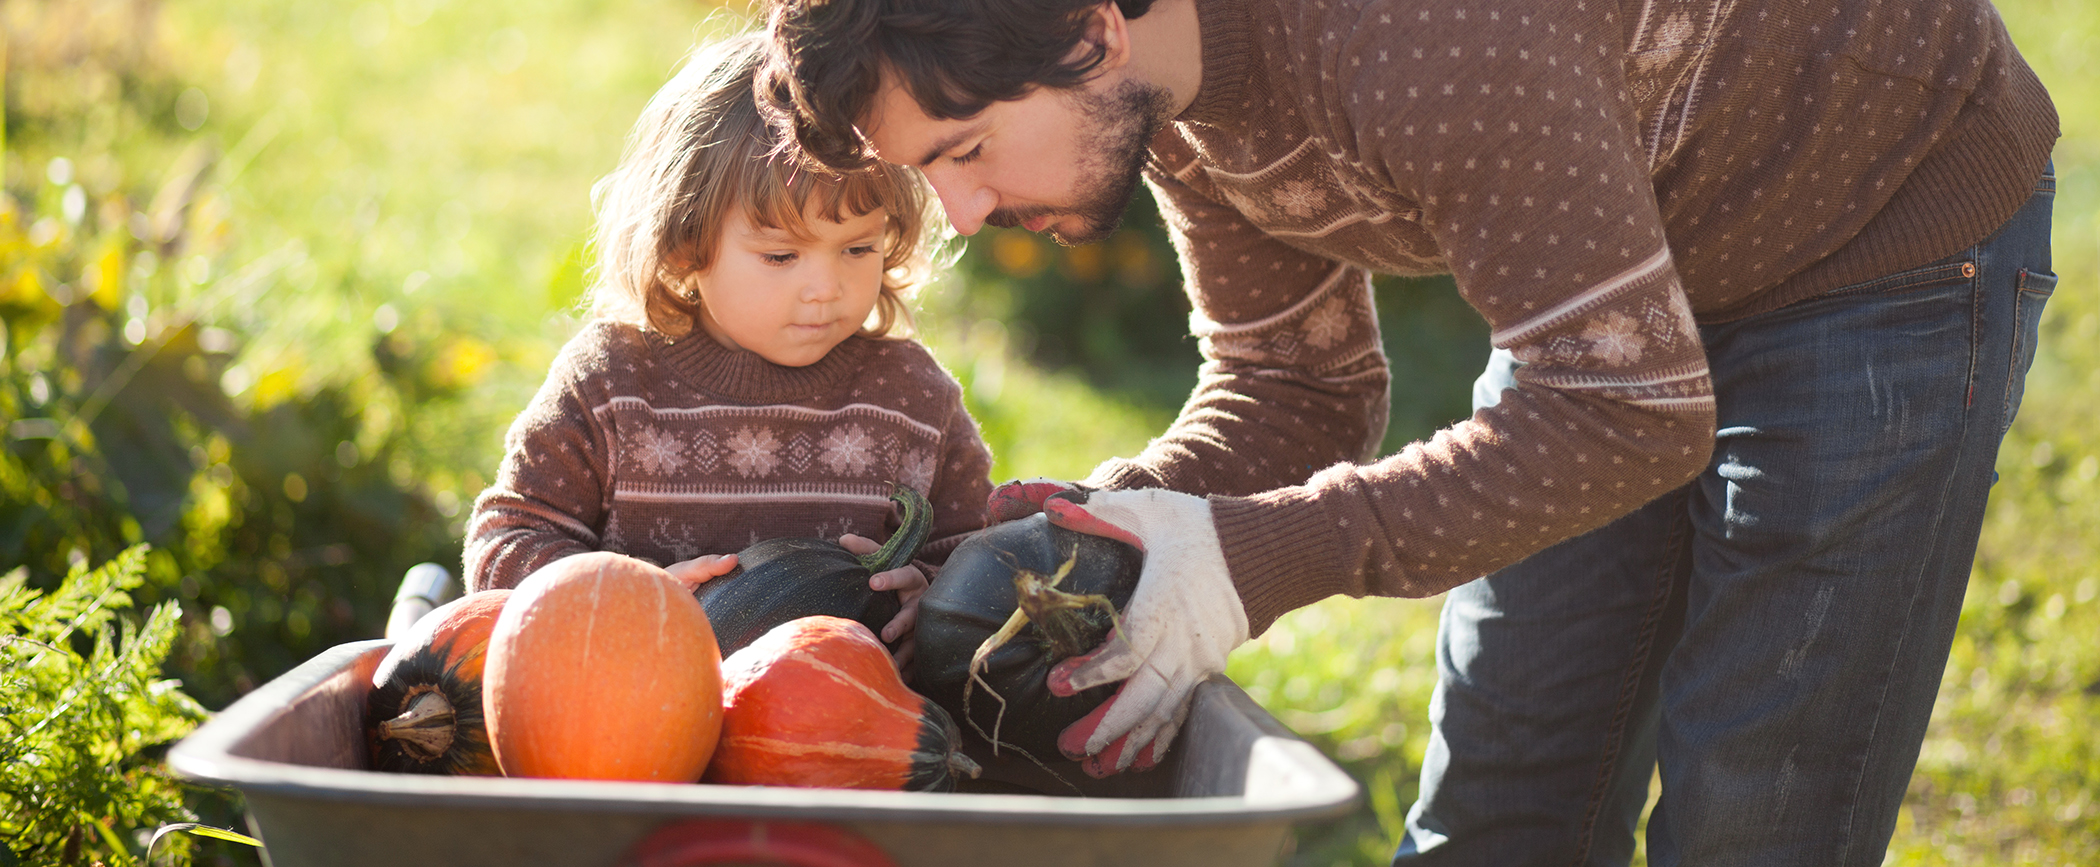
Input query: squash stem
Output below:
<box><xmin>378</xmin><ymin>688</ymin><xmax>457</xmax><ymax>760</ymax></box>
<box><xmin>948</xmin><ymin>750</ymin><xmax>983</xmax><ymax>780</ymax></box>
<box><xmin>860</xmin><ymin>483</ymin><xmax>932</xmax><ymax>574</ymax></box>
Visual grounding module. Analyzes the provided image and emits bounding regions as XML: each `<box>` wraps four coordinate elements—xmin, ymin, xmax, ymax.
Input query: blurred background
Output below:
<box><xmin>0</xmin><ymin>0</ymin><xmax>2092</xmax><ymax>864</ymax></box>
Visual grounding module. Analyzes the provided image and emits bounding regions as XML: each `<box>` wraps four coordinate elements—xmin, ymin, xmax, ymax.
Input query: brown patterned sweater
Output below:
<box><xmin>466</xmin><ymin>321</ymin><xmax>994</xmax><ymax>591</ymax></box>
<box><xmin>1087</xmin><ymin>0</ymin><xmax>2057</xmax><ymax>633</ymax></box>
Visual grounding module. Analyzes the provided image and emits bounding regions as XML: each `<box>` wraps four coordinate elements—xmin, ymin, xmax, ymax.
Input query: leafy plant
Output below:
<box><xmin>3</xmin><ymin>0</ymin><xmax>466</xmax><ymax>715</ymax></box>
<box><xmin>0</xmin><ymin>546</ymin><xmax>208</xmax><ymax>867</ymax></box>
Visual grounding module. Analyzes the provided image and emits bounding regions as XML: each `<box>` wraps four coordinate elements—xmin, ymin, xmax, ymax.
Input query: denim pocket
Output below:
<box><xmin>1818</xmin><ymin>258</ymin><xmax>1976</xmax><ymax>300</ymax></box>
<box><xmin>2004</xmin><ymin>268</ymin><xmax>2058</xmax><ymax>433</ymax></box>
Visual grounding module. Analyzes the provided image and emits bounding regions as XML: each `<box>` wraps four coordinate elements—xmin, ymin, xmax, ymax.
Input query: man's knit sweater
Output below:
<box><xmin>1086</xmin><ymin>0</ymin><xmax>2057</xmax><ymax>633</ymax></box>
<box><xmin>467</xmin><ymin>321</ymin><xmax>994</xmax><ymax>591</ymax></box>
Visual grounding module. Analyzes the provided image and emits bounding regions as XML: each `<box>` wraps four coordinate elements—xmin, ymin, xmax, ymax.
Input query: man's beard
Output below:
<box><xmin>987</xmin><ymin>80</ymin><xmax>1172</xmax><ymax>247</ymax></box>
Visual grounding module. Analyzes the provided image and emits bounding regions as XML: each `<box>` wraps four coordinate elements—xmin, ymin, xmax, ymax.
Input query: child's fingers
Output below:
<box><xmin>837</xmin><ymin>533</ymin><xmax>879</xmax><ymax>556</ymax></box>
<box><xmin>881</xmin><ymin>599</ymin><xmax>919</xmax><ymax>643</ymax></box>
<box><xmin>890</xmin><ymin>636</ymin><xmax>916</xmax><ymax>676</ymax></box>
<box><xmin>664</xmin><ymin>554</ymin><xmax>737</xmax><ymax>591</ymax></box>
<box><xmin>870</xmin><ymin>564</ymin><xmax>928</xmax><ymax>593</ymax></box>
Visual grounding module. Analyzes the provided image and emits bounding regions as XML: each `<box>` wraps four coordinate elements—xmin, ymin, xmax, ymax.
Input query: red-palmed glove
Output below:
<box><xmin>1041</xmin><ymin>488</ymin><xmax>1249</xmax><ymax>777</ymax></box>
<box><xmin>986</xmin><ymin>477</ymin><xmax>1096</xmax><ymax>523</ymax></box>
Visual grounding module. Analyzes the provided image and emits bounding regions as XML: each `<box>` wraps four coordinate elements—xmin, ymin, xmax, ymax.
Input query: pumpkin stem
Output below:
<box><xmin>377</xmin><ymin>688</ymin><xmax>457</xmax><ymax>760</ymax></box>
<box><xmin>948</xmin><ymin>749</ymin><xmax>983</xmax><ymax>781</ymax></box>
<box><xmin>860</xmin><ymin>483</ymin><xmax>933</xmax><ymax>574</ymax></box>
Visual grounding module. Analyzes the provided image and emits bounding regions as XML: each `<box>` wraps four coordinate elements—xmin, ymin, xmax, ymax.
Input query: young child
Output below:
<box><xmin>464</xmin><ymin>33</ymin><xmax>993</xmax><ymax>654</ymax></box>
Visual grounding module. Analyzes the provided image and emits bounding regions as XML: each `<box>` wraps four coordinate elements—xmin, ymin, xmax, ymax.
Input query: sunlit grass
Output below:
<box><xmin>1228</xmin><ymin>597</ymin><xmax>1445</xmax><ymax>866</ymax></box>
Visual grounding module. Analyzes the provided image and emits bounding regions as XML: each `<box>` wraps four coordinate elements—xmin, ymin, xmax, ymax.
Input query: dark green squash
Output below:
<box><xmin>913</xmin><ymin>514</ymin><xmax>1143</xmax><ymax>764</ymax></box>
<box><xmin>695</xmin><ymin>484</ymin><xmax>931</xmax><ymax>657</ymax></box>
<box><xmin>366</xmin><ymin>590</ymin><xmax>510</xmax><ymax>775</ymax></box>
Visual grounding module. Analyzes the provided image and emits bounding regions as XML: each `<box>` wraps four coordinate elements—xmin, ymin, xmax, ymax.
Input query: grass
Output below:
<box><xmin>20</xmin><ymin>0</ymin><xmax>2097</xmax><ymax>862</ymax></box>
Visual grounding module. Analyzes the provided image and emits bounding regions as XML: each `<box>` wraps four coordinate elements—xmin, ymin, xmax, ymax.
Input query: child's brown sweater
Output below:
<box><xmin>1088</xmin><ymin>0</ymin><xmax>2057</xmax><ymax>633</ymax></box>
<box><xmin>467</xmin><ymin>321</ymin><xmax>993</xmax><ymax>591</ymax></box>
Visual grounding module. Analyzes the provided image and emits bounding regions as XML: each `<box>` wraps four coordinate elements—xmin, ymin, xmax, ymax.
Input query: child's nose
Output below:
<box><xmin>801</xmin><ymin>260</ymin><xmax>845</xmax><ymax>303</ymax></box>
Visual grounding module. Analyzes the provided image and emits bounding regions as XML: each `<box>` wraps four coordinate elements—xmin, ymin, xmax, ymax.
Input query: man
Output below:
<box><xmin>758</xmin><ymin>0</ymin><xmax>2057</xmax><ymax>863</ymax></box>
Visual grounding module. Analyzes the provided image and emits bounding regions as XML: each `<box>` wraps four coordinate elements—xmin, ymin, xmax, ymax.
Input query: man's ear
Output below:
<box><xmin>1072</xmin><ymin>0</ymin><xmax>1134</xmax><ymax>72</ymax></box>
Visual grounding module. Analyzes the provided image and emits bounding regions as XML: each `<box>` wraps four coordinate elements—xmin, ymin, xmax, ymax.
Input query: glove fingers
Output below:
<box><xmin>1049</xmin><ymin>633</ymin><xmax>1144</xmax><ymax>695</ymax></box>
<box><xmin>988</xmin><ymin>478</ymin><xmax>1070</xmax><ymax>522</ymax></box>
<box><xmin>1042</xmin><ymin>498</ymin><xmax>1149</xmax><ymax>551</ymax></box>
<box><xmin>1079</xmin><ymin>734</ymin><xmax>1136</xmax><ymax>779</ymax></box>
<box><xmin>1075</xmin><ymin>667</ymin><xmax>1192</xmax><ymax>772</ymax></box>
<box><xmin>1074</xmin><ymin>692</ymin><xmax>1186</xmax><ymax>776</ymax></box>
<box><xmin>1110</xmin><ymin>668</ymin><xmax>1195</xmax><ymax>771</ymax></box>
<box><xmin>1057</xmin><ymin>694</ymin><xmax>1119</xmax><ymax>759</ymax></box>
<box><xmin>1135</xmin><ymin>713</ymin><xmax>1181</xmax><ymax>771</ymax></box>
<box><xmin>1084</xmin><ymin>656</ymin><xmax>1177</xmax><ymax>756</ymax></box>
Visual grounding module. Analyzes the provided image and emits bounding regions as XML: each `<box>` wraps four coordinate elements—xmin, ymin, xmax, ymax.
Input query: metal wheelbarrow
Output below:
<box><xmin>167</xmin><ymin>564</ymin><xmax>1358</xmax><ymax>866</ymax></box>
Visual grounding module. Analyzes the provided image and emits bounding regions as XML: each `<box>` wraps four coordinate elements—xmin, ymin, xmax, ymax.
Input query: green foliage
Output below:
<box><xmin>937</xmin><ymin>196</ymin><xmax>1204</xmax><ymax>411</ymax></box>
<box><xmin>939</xmin><ymin>196</ymin><xmax>1491</xmax><ymax>453</ymax></box>
<box><xmin>2</xmin><ymin>0</ymin><xmax>481</xmax><ymax>716</ymax></box>
<box><xmin>1</xmin><ymin>546</ymin><xmax>208</xmax><ymax>867</ymax></box>
<box><xmin>1227</xmin><ymin>597</ymin><xmax>1444</xmax><ymax>866</ymax></box>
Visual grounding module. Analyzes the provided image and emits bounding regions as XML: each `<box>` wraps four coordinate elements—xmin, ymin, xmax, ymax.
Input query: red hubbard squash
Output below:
<box><xmin>704</xmin><ymin>616</ymin><xmax>980</xmax><ymax>792</ymax></box>
<box><xmin>366</xmin><ymin>589</ymin><xmax>510</xmax><ymax>775</ymax></box>
<box><xmin>482</xmin><ymin>552</ymin><xmax>724</xmax><ymax>781</ymax></box>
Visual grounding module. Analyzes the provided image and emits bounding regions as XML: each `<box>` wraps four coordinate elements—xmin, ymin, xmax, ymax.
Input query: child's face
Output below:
<box><xmin>693</xmin><ymin>205</ymin><xmax>889</xmax><ymax>367</ymax></box>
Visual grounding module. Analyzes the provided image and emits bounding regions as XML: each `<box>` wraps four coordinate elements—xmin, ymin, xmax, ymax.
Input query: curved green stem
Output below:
<box><xmin>860</xmin><ymin>483</ymin><xmax>932</xmax><ymax>574</ymax></box>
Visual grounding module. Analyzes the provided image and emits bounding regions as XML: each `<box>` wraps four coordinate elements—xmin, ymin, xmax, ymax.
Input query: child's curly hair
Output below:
<box><xmin>584</xmin><ymin>32</ymin><xmax>945</xmax><ymax>339</ymax></box>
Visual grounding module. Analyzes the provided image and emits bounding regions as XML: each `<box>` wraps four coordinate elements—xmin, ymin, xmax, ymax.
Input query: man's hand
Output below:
<box><xmin>987</xmin><ymin>477</ymin><xmax>1095</xmax><ymax>523</ymax></box>
<box><xmin>840</xmin><ymin>533</ymin><xmax>929</xmax><ymax>673</ymax></box>
<box><xmin>1039</xmin><ymin>488</ymin><xmax>1249</xmax><ymax>777</ymax></box>
<box><xmin>665</xmin><ymin>554</ymin><xmax>738</xmax><ymax>593</ymax></box>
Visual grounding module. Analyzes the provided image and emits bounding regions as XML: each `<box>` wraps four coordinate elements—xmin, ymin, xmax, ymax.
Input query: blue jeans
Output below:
<box><xmin>1396</xmin><ymin>165</ymin><xmax>2057</xmax><ymax>867</ymax></box>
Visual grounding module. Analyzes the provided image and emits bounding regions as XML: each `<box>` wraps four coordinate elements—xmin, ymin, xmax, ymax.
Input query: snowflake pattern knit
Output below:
<box><xmin>466</xmin><ymin>322</ymin><xmax>994</xmax><ymax>591</ymax></box>
<box><xmin>1084</xmin><ymin>0</ymin><xmax>2057</xmax><ymax>633</ymax></box>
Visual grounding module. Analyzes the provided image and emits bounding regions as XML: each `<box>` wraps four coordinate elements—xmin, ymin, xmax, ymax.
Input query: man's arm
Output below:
<box><xmin>1215</xmin><ymin>0</ymin><xmax>1719</xmax><ymax>632</ymax></box>
<box><xmin>1086</xmin><ymin>165</ymin><xmax>1392</xmax><ymax>497</ymax></box>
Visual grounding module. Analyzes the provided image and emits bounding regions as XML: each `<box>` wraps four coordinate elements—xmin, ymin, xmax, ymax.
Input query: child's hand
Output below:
<box><xmin>664</xmin><ymin>554</ymin><xmax>738</xmax><ymax>593</ymax></box>
<box><xmin>839</xmin><ymin>533</ymin><xmax>929</xmax><ymax>674</ymax></box>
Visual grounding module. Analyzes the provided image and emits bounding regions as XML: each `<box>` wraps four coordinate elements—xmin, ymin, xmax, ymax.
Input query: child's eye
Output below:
<box><xmin>951</xmin><ymin>143</ymin><xmax>984</xmax><ymax>166</ymax></box>
<box><xmin>760</xmin><ymin>252</ymin><xmax>797</xmax><ymax>266</ymax></box>
<box><xmin>846</xmin><ymin>244</ymin><xmax>879</xmax><ymax>257</ymax></box>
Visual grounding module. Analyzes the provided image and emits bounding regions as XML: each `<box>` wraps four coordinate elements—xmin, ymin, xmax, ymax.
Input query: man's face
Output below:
<box><xmin>863</xmin><ymin>74</ymin><xmax>1170</xmax><ymax>246</ymax></box>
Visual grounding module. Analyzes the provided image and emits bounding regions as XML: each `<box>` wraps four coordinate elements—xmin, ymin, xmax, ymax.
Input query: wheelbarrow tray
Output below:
<box><xmin>168</xmin><ymin>639</ymin><xmax>1358</xmax><ymax>867</ymax></box>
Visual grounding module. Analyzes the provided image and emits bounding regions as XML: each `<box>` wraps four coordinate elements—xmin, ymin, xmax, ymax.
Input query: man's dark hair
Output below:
<box><xmin>758</xmin><ymin>0</ymin><xmax>1157</xmax><ymax>170</ymax></box>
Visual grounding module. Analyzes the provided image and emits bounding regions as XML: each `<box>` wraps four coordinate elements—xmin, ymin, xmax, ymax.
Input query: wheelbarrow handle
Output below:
<box><xmin>384</xmin><ymin>562</ymin><xmax>455</xmax><ymax>640</ymax></box>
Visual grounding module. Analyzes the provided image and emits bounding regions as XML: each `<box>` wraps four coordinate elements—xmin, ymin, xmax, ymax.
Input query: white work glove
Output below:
<box><xmin>1040</xmin><ymin>488</ymin><xmax>1250</xmax><ymax>777</ymax></box>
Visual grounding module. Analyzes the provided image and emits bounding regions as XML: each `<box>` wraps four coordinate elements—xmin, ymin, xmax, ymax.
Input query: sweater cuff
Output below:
<box><xmin>1084</xmin><ymin>457</ymin><xmax>1167</xmax><ymax>491</ymax></box>
<box><xmin>1210</xmin><ymin>487</ymin><xmax>1351</xmax><ymax>637</ymax></box>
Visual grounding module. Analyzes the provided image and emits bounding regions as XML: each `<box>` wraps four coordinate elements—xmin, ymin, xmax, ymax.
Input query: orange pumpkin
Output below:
<box><xmin>482</xmin><ymin>552</ymin><xmax>724</xmax><ymax>781</ymax></box>
<box><xmin>367</xmin><ymin>589</ymin><xmax>510</xmax><ymax>775</ymax></box>
<box><xmin>704</xmin><ymin>615</ymin><xmax>980</xmax><ymax>792</ymax></box>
